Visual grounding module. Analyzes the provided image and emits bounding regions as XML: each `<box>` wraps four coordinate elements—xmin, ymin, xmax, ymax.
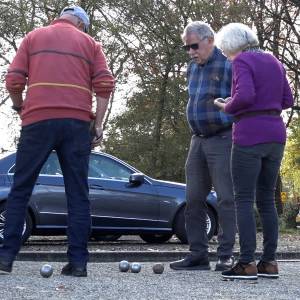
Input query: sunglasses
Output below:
<box><xmin>182</xmin><ymin>43</ymin><xmax>199</xmax><ymax>51</ymax></box>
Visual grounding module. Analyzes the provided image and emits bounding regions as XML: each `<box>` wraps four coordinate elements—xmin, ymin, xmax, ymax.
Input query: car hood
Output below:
<box><xmin>150</xmin><ymin>179</ymin><xmax>185</xmax><ymax>189</ymax></box>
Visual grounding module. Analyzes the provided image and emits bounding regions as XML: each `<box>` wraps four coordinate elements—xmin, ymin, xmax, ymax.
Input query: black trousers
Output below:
<box><xmin>0</xmin><ymin>119</ymin><xmax>91</xmax><ymax>267</ymax></box>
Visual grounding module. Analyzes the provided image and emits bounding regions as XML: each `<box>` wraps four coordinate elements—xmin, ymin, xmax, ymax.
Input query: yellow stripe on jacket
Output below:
<box><xmin>28</xmin><ymin>82</ymin><xmax>93</xmax><ymax>95</ymax></box>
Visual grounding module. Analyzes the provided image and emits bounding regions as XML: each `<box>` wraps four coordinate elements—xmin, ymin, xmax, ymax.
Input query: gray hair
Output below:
<box><xmin>215</xmin><ymin>23</ymin><xmax>259</xmax><ymax>55</ymax></box>
<box><xmin>182</xmin><ymin>21</ymin><xmax>215</xmax><ymax>41</ymax></box>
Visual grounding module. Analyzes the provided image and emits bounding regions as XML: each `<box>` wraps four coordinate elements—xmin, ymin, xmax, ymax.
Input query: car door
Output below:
<box><xmin>31</xmin><ymin>153</ymin><xmax>67</xmax><ymax>228</ymax></box>
<box><xmin>88</xmin><ymin>153</ymin><xmax>161</xmax><ymax>230</ymax></box>
<box><xmin>6</xmin><ymin>152</ymin><xmax>67</xmax><ymax>229</ymax></box>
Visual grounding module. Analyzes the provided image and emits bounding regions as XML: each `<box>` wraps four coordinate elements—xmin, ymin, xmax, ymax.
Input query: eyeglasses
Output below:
<box><xmin>182</xmin><ymin>43</ymin><xmax>199</xmax><ymax>52</ymax></box>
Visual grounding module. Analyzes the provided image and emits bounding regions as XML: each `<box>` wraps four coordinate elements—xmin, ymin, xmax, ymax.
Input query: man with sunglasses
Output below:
<box><xmin>170</xmin><ymin>21</ymin><xmax>236</xmax><ymax>271</ymax></box>
<box><xmin>0</xmin><ymin>6</ymin><xmax>114</xmax><ymax>277</ymax></box>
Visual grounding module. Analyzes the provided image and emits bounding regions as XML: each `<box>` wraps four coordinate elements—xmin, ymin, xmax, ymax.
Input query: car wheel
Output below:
<box><xmin>206</xmin><ymin>207</ymin><xmax>217</xmax><ymax>240</ymax></box>
<box><xmin>139</xmin><ymin>233</ymin><xmax>173</xmax><ymax>243</ymax></box>
<box><xmin>174</xmin><ymin>206</ymin><xmax>217</xmax><ymax>244</ymax></box>
<box><xmin>0</xmin><ymin>203</ymin><xmax>32</xmax><ymax>244</ymax></box>
<box><xmin>90</xmin><ymin>234</ymin><xmax>122</xmax><ymax>242</ymax></box>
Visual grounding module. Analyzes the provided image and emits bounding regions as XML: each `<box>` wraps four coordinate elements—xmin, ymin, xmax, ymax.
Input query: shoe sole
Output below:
<box><xmin>222</xmin><ymin>275</ymin><xmax>258</xmax><ymax>280</ymax></box>
<box><xmin>61</xmin><ymin>272</ymin><xmax>87</xmax><ymax>277</ymax></box>
<box><xmin>170</xmin><ymin>265</ymin><xmax>211</xmax><ymax>271</ymax></box>
<box><xmin>0</xmin><ymin>266</ymin><xmax>12</xmax><ymax>274</ymax></box>
<box><xmin>258</xmin><ymin>273</ymin><xmax>279</xmax><ymax>279</ymax></box>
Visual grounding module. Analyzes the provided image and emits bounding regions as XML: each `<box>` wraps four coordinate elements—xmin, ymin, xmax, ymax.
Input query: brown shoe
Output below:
<box><xmin>222</xmin><ymin>261</ymin><xmax>257</xmax><ymax>280</ymax></box>
<box><xmin>257</xmin><ymin>260</ymin><xmax>279</xmax><ymax>279</ymax></box>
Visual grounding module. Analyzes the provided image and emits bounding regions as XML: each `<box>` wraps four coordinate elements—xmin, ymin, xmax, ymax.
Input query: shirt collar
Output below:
<box><xmin>207</xmin><ymin>46</ymin><xmax>221</xmax><ymax>63</ymax></box>
<box><xmin>51</xmin><ymin>19</ymin><xmax>78</xmax><ymax>29</ymax></box>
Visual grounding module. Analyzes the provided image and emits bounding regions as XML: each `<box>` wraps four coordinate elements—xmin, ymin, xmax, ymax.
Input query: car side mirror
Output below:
<box><xmin>128</xmin><ymin>173</ymin><xmax>145</xmax><ymax>187</ymax></box>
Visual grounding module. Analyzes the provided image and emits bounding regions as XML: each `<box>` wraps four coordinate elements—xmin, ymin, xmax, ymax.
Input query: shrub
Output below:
<box><xmin>280</xmin><ymin>201</ymin><xmax>299</xmax><ymax>229</ymax></box>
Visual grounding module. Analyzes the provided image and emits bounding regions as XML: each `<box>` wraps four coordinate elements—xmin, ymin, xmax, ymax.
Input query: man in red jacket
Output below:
<box><xmin>0</xmin><ymin>6</ymin><xmax>114</xmax><ymax>277</ymax></box>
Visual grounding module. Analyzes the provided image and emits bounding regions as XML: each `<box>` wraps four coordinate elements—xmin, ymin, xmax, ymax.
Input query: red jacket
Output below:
<box><xmin>6</xmin><ymin>19</ymin><xmax>115</xmax><ymax>126</ymax></box>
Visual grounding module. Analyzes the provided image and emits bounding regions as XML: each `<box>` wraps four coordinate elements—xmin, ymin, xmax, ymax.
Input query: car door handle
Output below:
<box><xmin>89</xmin><ymin>184</ymin><xmax>104</xmax><ymax>190</ymax></box>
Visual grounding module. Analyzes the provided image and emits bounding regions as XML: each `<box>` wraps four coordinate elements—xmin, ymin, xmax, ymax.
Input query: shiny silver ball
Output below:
<box><xmin>40</xmin><ymin>264</ymin><xmax>53</xmax><ymax>278</ymax></box>
<box><xmin>152</xmin><ymin>263</ymin><xmax>164</xmax><ymax>274</ymax></box>
<box><xmin>130</xmin><ymin>262</ymin><xmax>141</xmax><ymax>273</ymax></box>
<box><xmin>119</xmin><ymin>260</ymin><xmax>130</xmax><ymax>272</ymax></box>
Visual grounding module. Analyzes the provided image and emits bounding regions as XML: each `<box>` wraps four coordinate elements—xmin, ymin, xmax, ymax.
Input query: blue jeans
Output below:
<box><xmin>231</xmin><ymin>143</ymin><xmax>285</xmax><ymax>263</ymax></box>
<box><xmin>0</xmin><ymin>119</ymin><xmax>91</xmax><ymax>267</ymax></box>
<box><xmin>185</xmin><ymin>130</ymin><xmax>236</xmax><ymax>259</ymax></box>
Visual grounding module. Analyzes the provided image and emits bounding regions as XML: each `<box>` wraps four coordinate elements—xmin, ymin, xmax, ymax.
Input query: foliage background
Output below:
<box><xmin>0</xmin><ymin>0</ymin><xmax>299</xmax><ymax>197</ymax></box>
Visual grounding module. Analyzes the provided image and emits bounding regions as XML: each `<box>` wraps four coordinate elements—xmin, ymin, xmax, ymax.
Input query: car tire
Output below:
<box><xmin>90</xmin><ymin>234</ymin><xmax>122</xmax><ymax>242</ymax></box>
<box><xmin>0</xmin><ymin>203</ymin><xmax>32</xmax><ymax>244</ymax></box>
<box><xmin>174</xmin><ymin>206</ymin><xmax>217</xmax><ymax>244</ymax></box>
<box><xmin>139</xmin><ymin>233</ymin><xmax>173</xmax><ymax>244</ymax></box>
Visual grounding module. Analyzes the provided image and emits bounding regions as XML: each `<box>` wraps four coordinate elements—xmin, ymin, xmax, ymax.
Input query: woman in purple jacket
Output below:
<box><xmin>214</xmin><ymin>23</ymin><xmax>294</xmax><ymax>280</ymax></box>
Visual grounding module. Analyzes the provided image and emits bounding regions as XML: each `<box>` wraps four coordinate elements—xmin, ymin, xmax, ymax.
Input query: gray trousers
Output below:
<box><xmin>185</xmin><ymin>130</ymin><xmax>236</xmax><ymax>258</ymax></box>
<box><xmin>232</xmin><ymin>143</ymin><xmax>284</xmax><ymax>263</ymax></box>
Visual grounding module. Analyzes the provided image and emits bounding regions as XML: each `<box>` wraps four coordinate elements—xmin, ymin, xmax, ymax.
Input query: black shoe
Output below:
<box><xmin>0</xmin><ymin>260</ymin><xmax>13</xmax><ymax>274</ymax></box>
<box><xmin>215</xmin><ymin>256</ymin><xmax>234</xmax><ymax>271</ymax></box>
<box><xmin>61</xmin><ymin>263</ymin><xmax>87</xmax><ymax>277</ymax></box>
<box><xmin>222</xmin><ymin>261</ymin><xmax>257</xmax><ymax>280</ymax></box>
<box><xmin>170</xmin><ymin>254</ymin><xmax>210</xmax><ymax>271</ymax></box>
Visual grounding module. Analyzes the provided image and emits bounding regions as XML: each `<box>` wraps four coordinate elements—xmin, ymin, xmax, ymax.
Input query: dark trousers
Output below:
<box><xmin>0</xmin><ymin>119</ymin><xmax>91</xmax><ymax>267</ymax></box>
<box><xmin>185</xmin><ymin>130</ymin><xmax>236</xmax><ymax>258</ymax></box>
<box><xmin>231</xmin><ymin>143</ymin><xmax>285</xmax><ymax>263</ymax></box>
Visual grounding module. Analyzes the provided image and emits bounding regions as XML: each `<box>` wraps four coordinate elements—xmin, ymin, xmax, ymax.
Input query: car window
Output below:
<box><xmin>89</xmin><ymin>154</ymin><xmax>132</xmax><ymax>180</ymax></box>
<box><xmin>8</xmin><ymin>164</ymin><xmax>15</xmax><ymax>174</ymax></box>
<box><xmin>8</xmin><ymin>153</ymin><xmax>62</xmax><ymax>175</ymax></box>
<box><xmin>40</xmin><ymin>153</ymin><xmax>62</xmax><ymax>175</ymax></box>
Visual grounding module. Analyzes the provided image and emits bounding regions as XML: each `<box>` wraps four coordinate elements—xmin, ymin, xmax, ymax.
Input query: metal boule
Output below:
<box><xmin>119</xmin><ymin>260</ymin><xmax>130</xmax><ymax>272</ymax></box>
<box><xmin>152</xmin><ymin>263</ymin><xmax>164</xmax><ymax>274</ymax></box>
<box><xmin>40</xmin><ymin>264</ymin><xmax>53</xmax><ymax>278</ymax></box>
<box><xmin>130</xmin><ymin>262</ymin><xmax>141</xmax><ymax>273</ymax></box>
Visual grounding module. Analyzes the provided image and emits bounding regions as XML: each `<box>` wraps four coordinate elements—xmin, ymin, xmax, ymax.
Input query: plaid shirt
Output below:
<box><xmin>186</xmin><ymin>47</ymin><xmax>233</xmax><ymax>136</ymax></box>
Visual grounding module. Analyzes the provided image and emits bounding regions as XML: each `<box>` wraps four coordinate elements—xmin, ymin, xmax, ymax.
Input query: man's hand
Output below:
<box><xmin>10</xmin><ymin>93</ymin><xmax>23</xmax><ymax>117</ymax></box>
<box><xmin>91</xmin><ymin>126</ymin><xmax>103</xmax><ymax>148</ymax></box>
<box><xmin>90</xmin><ymin>95</ymin><xmax>109</xmax><ymax>148</ymax></box>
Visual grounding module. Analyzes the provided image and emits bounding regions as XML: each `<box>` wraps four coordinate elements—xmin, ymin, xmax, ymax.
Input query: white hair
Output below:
<box><xmin>215</xmin><ymin>23</ymin><xmax>259</xmax><ymax>55</ymax></box>
<box><xmin>182</xmin><ymin>21</ymin><xmax>215</xmax><ymax>41</ymax></box>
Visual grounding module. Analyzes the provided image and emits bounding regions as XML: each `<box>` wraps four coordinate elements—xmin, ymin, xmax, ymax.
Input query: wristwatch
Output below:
<box><xmin>11</xmin><ymin>105</ymin><xmax>22</xmax><ymax>113</ymax></box>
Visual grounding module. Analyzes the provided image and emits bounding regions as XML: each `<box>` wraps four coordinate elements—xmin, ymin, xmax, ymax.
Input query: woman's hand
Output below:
<box><xmin>214</xmin><ymin>98</ymin><xmax>226</xmax><ymax>112</ymax></box>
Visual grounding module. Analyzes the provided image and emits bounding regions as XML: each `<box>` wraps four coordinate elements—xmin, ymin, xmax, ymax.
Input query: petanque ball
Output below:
<box><xmin>119</xmin><ymin>260</ymin><xmax>130</xmax><ymax>272</ymax></box>
<box><xmin>40</xmin><ymin>264</ymin><xmax>53</xmax><ymax>278</ymax></box>
<box><xmin>152</xmin><ymin>263</ymin><xmax>164</xmax><ymax>274</ymax></box>
<box><xmin>130</xmin><ymin>262</ymin><xmax>141</xmax><ymax>273</ymax></box>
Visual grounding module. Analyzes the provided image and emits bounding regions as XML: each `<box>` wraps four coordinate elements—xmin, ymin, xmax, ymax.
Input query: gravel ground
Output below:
<box><xmin>22</xmin><ymin>231</ymin><xmax>300</xmax><ymax>253</ymax></box>
<box><xmin>1</xmin><ymin>261</ymin><xmax>299</xmax><ymax>300</ymax></box>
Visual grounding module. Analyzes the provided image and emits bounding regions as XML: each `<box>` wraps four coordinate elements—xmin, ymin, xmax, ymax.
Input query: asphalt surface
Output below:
<box><xmin>0</xmin><ymin>261</ymin><xmax>299</xmax><ymax>299</ymax></box>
